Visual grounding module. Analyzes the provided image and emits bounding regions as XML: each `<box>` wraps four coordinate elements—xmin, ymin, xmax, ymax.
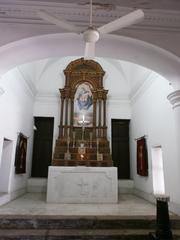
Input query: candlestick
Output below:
<box><xmin>97</xmin><ymin>138</ymin><xmax>99</xmax><ymax>154</ymax></box>
<box><xmin>89</xmin><ymin>132</ymin><xmax>93</xmax><ymax>148</ymax></box>
<box><xmin>78</xmin><ymin>115</ymin><xmax>90</xmax><ymax>141</ymax></box>
<box><xmin>73</xmin><ymin>131</ymin><xmax>76</xmax><ymax>148</ymax></box>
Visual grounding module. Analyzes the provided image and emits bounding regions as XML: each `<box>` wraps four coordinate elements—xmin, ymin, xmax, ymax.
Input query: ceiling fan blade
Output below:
<box><xmin>84</xmin><ymin>42</ymin><xmax>95</xmax><ymax>60</ymax></box>
<box><xmin>97</xmin><ymin>9</ymin><xmax>144</xmax><ymax>34</ymax></box>
<box><xmin>38</xmin><ymin>10</ymin><xmax>84</xmax><ymax>33</ymax></box>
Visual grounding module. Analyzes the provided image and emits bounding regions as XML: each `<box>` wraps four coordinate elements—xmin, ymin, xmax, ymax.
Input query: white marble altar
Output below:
<box><xmin>46</xmin><ymin>166</ymin><xmax>118</xmax><ymax>203</ymax></box>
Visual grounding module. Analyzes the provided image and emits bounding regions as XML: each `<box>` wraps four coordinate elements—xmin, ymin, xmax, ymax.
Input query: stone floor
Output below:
<box><xmin>0</xmin><ymin>193</ymin><xmax>157</xmax><ymax>216</ymax></box>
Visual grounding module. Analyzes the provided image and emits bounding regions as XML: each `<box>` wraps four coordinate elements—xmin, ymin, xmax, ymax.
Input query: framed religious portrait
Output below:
<box><xmin>73</xmin><ymin>82</ymin><xmax>93</xmax><ymax>127</ymax></box>
<box><xmin>14</xmin><ymin>133</ymin><xmax>27</xmax><ymax>174</ymax></box>
<box><xmin>137</xmin><ymin>137</ymin><xmax>148</xmax><ymax>176</ymax></box>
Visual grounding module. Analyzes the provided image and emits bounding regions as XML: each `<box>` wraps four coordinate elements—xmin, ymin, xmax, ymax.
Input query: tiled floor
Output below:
<box><xmin>0</xmin><ymin>193</ymin><xmax>156</xmax><ymax>216</ymax></box>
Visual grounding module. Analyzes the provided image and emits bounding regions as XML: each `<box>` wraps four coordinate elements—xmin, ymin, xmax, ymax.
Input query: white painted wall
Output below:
<box><xmin>130</xmin><ymin>73</ymin><xmax>180</xmax><ymax>207</ymax></box>
<box><xmin>0</xmin><ymin>140</ymin><xmax>13</xmax><ymax>192</ymax></box>
<box><xmin>1</xmin><ymin>55</ymin><xmax>180</xmax><ymax>214</ymax></box>
<box><xmin>0</xmin><ymin>68</ymin><xmax>34</xmax><ymax>195</ymax></box>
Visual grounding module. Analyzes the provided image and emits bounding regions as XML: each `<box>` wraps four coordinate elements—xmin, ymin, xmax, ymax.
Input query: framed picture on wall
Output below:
<box><xmin>14</xmin><ymin>133</ymin><xmax>27</xmax><ymax>174</ymax></box>
<box><xmin>137</xmin><ymin>137</ymin><xmax>148</xmax><ymax>176</ymax></box>
<box><xmin>73</xmin><ymin>82</ymin><xmax>93</xmax><ymax>127</ymax></box>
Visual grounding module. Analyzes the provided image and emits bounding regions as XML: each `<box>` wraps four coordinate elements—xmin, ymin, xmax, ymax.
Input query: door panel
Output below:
<box><xmin>112</xmin><ymin>119</ymin><xmax>130</xmax><ymax>179</ymax></box>
<box><xmin>31</xmin><ymin>117</ymin><xmax>54</xmax><ymax>178</ymax></box>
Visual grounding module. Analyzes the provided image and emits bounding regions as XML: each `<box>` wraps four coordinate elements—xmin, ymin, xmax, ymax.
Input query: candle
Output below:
<box><xmin>73</xmin><ymin>131</ymin><xmax>75</xmax><ymax>148</ymax></box>
<box><xmin>97</xmin><ymin>138</ymin><xmax>99</xmax><ymax>153</ymax></box>
<box><xmin>89</xmin><ymin>132</ymin><xmax>92</xmax><ymax>148</ymax></box>
<box><xmin>82</xmin><ymin>115</ymin><xmax>85</xmax><ymax>122</ymax></box>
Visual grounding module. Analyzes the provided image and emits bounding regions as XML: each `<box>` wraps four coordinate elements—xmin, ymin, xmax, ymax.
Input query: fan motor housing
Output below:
<box><xmin>83</xmin><ymin>28</ymin><xmax>100</xmax><ymax>43</ymax></box>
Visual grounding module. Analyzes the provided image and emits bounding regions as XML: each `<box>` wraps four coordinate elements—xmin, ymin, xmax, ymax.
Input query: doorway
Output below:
<box><xmin>0</xmin><ymin>139</ymin><xmax>13</xmax><ymax>193</ymax></box>
<box><xmin>31</xmin><ymin>117</ymin><xmax>54</xmax><ymax>178</ymax></box>
<box><xmin>151</xmin><ymin>146</ymin><xmax>165</xmax><ymax>195</ymax></box>
<box><xmin>111</xmin><ymin>119</ymin><xmax>130</xmax><ymax>179</ymax></box>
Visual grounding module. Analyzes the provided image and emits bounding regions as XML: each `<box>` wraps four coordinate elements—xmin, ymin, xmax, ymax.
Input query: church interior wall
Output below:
<box><xmin>0</xmin><ymin>50</ymin><xmax>180</xmax><ymax>213</ymax></box>
<box><xmin>130</xmin><ymin>73</ymin><xmax>180</xmax><ymax>212</ymax></box>
<box><xmin>0</xmin><ymin>68</ymin><xmax>34</xmax><ymax>199</ymax></box>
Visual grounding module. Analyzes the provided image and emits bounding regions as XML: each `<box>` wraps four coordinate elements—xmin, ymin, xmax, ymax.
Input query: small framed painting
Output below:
<box><xmin>14</xmin><ymin>133</ymin><xmax>27</xmax><ymax>174</ymax></box>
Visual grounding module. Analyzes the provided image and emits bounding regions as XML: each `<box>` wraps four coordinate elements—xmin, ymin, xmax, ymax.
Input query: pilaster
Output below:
<box><xmin>167</xmin><ymin>90</ymin><xmax>180</xmax><ymax>109</ymax></box>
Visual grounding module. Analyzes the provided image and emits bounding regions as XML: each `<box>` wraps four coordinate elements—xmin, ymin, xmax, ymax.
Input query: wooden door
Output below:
<box><xmin>31</xmin><ymin>117</ymin><xmax>54</xmax><ymax>178</ymax></box>
<box><xmin>112</xmin><ymin>119</ymin><xmax>130</xmax><ymax>179</ymax></box>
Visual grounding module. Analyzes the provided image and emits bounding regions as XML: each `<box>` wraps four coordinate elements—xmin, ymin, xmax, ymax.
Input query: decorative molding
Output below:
<box><xmin>35</xmin><ymin>92</ymin><xmax>60</xmax><ymax>104</ymax></box>
<box><xmin>107</xmin><ymin>97</ymin><xmax>130</xmax><ymax>106</ymax></box>
<box><xmin>167</xmin><ymin>90</ymin><xmax>180</xmax><ymax>109</ymax></box>
<box><xmin>0</xmin><ymin>1</ymin><xmax>180</xmax><ymax>32</ymax></box>
<box><xmin>0</xmin><ymin>187</ymin><xmax>26</xmax><ymax>206</ymax></box>
<box><xmin>134</xmin><ymin>188</ymin><xmax>156</xmax><ymax>204</ymax></box>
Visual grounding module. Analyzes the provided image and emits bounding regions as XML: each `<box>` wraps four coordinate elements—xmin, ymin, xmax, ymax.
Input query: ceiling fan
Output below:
<box><xmin>38</xmin><ymin>0</ymin><xmax>144</xmax><ymax>60</ymax></box>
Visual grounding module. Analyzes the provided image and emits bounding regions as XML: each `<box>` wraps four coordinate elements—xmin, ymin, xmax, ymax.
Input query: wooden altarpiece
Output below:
<box><xmin>52</xmin><ymin>58</ymin><xmax>113</xmax><ymax>167</ymax></box>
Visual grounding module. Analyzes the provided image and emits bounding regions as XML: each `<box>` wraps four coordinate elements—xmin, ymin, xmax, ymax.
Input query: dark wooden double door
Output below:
<box><xmin>31</xmin><ymin>117</ymin><xmax>54</xmax><ymax>178</ymax></box>
<box><xmin>111</xmin><ymin>119</ymin><xmax>130</xmax><ymax>179</ymax></box>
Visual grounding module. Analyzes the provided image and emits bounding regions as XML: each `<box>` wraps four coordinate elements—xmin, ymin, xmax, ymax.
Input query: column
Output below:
<box><xmin>103</xmin><ymin>99</ymin><xmax>106</xmax><ymax>127</ymax></box>
<box><xmin>65</xmin><ymin>97</ymin><xmax>69</xmax><ymax>137</ymax></box>
<box><xmin>149</xmin><ymin>195</ymin><xmax>173</xmax><ymax>240</ymax></box>
<box><xmin>98</xmin><ymin>99</ymin><xmax>102</xmax><ymax>137</ymax></box>
<box><xmin>103</xmin><ymin>99</ymin><xmax>107</xmax><ymax>138</ymax></box>
<box><xmin>98</xmin><ymin>99</ymin><xmax>102</xmax><ymax>127</ymax></box>
<box><xmin>59</xmin><ymin>97</ymin><xmax>65</xmax><ymax>137</ymax></box>
<box><xmin>167</xmin><ymin>89</ymin><xmax>180</xmax><ymax>152</ymax></box>
<box><xmin>167</xmin><ymin>89</ymin><xmax>180</xmax><ymax>195</ymax></box>
<box><xmin>93</xmin><ymin>98</ymin><xmax>97</xmax><ymax>138</ymax></box>
<box><xmin>70</xmin><ymin>97</ymin><xmax>74</xmax><ymax>137</ymax></box>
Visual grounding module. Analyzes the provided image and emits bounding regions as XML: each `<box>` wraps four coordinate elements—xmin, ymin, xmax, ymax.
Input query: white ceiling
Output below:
<box><xmin>0</xmin><ymin>0</ymin><xmax>180</xmax><ymax>56</ymax></box>
<box><xmin>0</xmin><ymin>0</ymin><xmax>178</xmax><ymax>98</ymax></box>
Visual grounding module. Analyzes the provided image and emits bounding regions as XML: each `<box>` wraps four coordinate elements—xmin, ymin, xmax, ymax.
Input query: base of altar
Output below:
<box><xmin>46</xmin><ymin>166</ymin><xmax>118</xmax><ymax>203</ymax></box>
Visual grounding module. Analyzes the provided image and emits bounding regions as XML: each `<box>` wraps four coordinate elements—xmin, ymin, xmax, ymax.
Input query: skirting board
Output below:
<box><xmin>27</xmin><ymin>178</ymin><xmax>47</xmax><ymax>193</ymax></box>
<box><xmin>134</xmin><ymin>188</ymin><xmax>180</xmax><ymax>215</ymax></box>
<box><xmin>169</xmin><ymin>201</ymin><xmax>180</xmax><ymax>216</ymax></box>
<box><xmin>0</xmin><ymin>188</ymin><xmax>26</xmax><ymax>206</ymax></box>
<box><xmin>133</xmin><ymin>188</ymin><xmax>156</xmax><ymax>204</ymax></box>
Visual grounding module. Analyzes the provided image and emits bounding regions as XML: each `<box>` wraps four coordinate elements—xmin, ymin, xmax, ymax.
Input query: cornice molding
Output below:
<box><xmin>107</xmin><ymin>97</ymin><xmax>130</xmax><ymax>106</ymax></box>
<box><xmin>130</xmin><ymin>72</ymin><xmax>158</xmax><ymax>104</ymax></box>
<box><xmin>167</xmin><ymin>90</ymin><xmax>180</xmax><ymax>109</ymax></box>
<box><xmin>35</xmin><ymin>92</ymin><xmax>60</xmax><ymax>104</ymax></box>
<box><xmin>0</xmin><ymin>1</ymin><xmax>180</xmax><ymax>32</ymax></box>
